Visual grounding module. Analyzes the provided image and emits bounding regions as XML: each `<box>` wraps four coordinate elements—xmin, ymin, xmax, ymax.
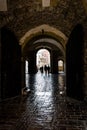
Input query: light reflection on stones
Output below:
<box><xmin>0</xmin><ymin>72</ymin><xmax>87</xmax><ymax>130</ymax></box>
<box><xmin>26</xmin><ymin>72</ymin><xmax>55</xmax><ymax>126</ymax></box>
<box><xmin>26</xmin><ymin>72</ymin><xmax>65</xmax><ymax>126</ymax></box>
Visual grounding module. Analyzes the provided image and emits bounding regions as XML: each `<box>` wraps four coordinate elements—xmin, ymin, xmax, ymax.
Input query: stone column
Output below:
<box><xmin>66</xmin><ymin>24</ymin><xmax>84</xmax><ymax>100</ymax></box>
<box><xmin>21</xmin><ymin>57</ymin><xmax>26</xmax><ymax>89</ymax></box>
<box><xmin>50</xmin><ymin>50</ymin><xmax>53</xmax><ymax>73</ymax></box>
<box><xmin>83</xmin><ymin>32</ymin><xmax>87</xmax><ymax>100</ymax></box>
<box><xmin>28</xmin><ymin>51</ymin><xmax>37</xmax><ymax>74</ymax></box>
<box><xmin>52</xmin><ymin>50</ymin><xmax>58</xmax><ymax>74</ymax></box>
<box><xmin>50</xmin><ymin>51</ymin><xmax>52</xmax><ymax>73</ymax></box>
<box><xmin>0</xmin><ymin>29</ymin><xmax>1</xmax><ymax>100</ymax></box>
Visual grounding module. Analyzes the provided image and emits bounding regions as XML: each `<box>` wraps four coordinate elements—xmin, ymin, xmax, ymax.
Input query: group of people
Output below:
<box><xmin>39</xmin><ymin>65</ymin><xmax>50</xmax><ymax>74</ymax></box>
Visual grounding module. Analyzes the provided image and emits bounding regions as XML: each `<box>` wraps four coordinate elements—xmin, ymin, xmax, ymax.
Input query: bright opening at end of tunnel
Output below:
<box><xmin>36</xmin><ymin>49</ymin><xmax>51</xmax><ymax>73</ymax></box>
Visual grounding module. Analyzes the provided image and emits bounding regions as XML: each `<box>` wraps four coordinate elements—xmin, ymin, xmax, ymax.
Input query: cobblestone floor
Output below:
<box><xmin>0</xmin><ymin>72</ymin><xmax>87</xmax><ymax>130</ymax></box>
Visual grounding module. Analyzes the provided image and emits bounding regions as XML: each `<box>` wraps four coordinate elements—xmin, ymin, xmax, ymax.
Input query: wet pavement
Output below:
<box><xmin>0</xmin><ymin>72</ymin><xmax>87</xmax><ymax>130</ymax></box>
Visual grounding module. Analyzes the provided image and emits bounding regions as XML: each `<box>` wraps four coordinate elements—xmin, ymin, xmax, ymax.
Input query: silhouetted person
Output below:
<box><xmin>47</xmin><ymin>65</ymin><xmax>50</xmax><ymax>74</ymax></box>
<box><xmin>40</xmin><ymin>66</ymin><xmax>43</xmax><ymax>73</ymax></box>
<box><xmin>44</xmin><ymin>65</ymin><xmax>47</xmax><ymax>74</ymax></box>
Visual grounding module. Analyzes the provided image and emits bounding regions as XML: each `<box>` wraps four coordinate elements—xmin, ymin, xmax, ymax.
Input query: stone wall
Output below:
<box><xmin>0</xmin><ymin>0</ymin><xmax>87</xmax><ymax>39</ymax></box>
<box><xmin>0</xmin><ymin>30</ymin><xmax>1</xmax><ymax>101</ymax></box>
<box><xmin>84</xmin><ymin>29</ymin><xmax>87</xmax><ymax>99</ymax></box>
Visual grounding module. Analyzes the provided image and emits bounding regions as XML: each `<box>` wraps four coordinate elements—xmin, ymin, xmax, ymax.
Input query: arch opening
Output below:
<box><xmin>36</xmin><ymin>49</ymin><xmax>51</xmax><ymax>74</ymax></box>
<box><xmin>58</xmin><ymin>60</ymin><xmax>64</xmax><ymax>73</ymax></box>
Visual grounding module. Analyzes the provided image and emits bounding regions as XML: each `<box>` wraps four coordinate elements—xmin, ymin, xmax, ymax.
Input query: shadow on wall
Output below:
<box><xmin>66</xmin><ymin>24</ymin><xmax>84</xmax><ymax>100</ymax></box>
<box><xmin>1</xmin><ymin>26</ymin><xmax>21</xmax><ymax>99</ymax></box>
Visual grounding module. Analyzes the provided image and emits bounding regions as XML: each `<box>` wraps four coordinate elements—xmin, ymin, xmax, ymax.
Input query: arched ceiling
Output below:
<box><xmin>33</xmin><ymin>38</ymin><xmax>64</xmax><ymax>52</ymax></box>
<box><xmin>22</xmin><ymin>34</ymin><xmax>65</xmax><ymax>58</ymax></box>
<box><xmin>24</xmin><ymin>39</ymin><xmax>64</xmax><ymax>54</ymax></box>
<box><xmin>21</xmin><ymin>24</ymin><xmax>67</xmax><ymax>59</ymax></box>
<box><xmin>20</xmin><ymin>24</ymin><xmax>67</xmax><ymax>48</ymax></box>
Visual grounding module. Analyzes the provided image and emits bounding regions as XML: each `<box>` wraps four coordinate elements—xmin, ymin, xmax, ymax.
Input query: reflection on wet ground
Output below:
<box><xmin>0</xmin><ymin>72</ymin><xmax>87</xmax><ymax>130</ymax></box>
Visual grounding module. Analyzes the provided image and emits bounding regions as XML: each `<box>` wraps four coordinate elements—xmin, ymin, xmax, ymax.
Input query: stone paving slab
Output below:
<box><xmin>0</xmin><ymin>74</ymin><xmax>87</xmax><ymax>130</ymax></box>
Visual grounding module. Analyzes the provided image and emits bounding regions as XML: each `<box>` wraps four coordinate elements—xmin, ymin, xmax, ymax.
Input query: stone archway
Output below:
<box><xmin>19</xmin><ymin>24</ymin><xmax>67</xmax><ymax>48</ymax></box>
<box><xmin>20</xmin><ymin>24</ymin><xmax>67</xmax><ymax>90</ymax></box>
